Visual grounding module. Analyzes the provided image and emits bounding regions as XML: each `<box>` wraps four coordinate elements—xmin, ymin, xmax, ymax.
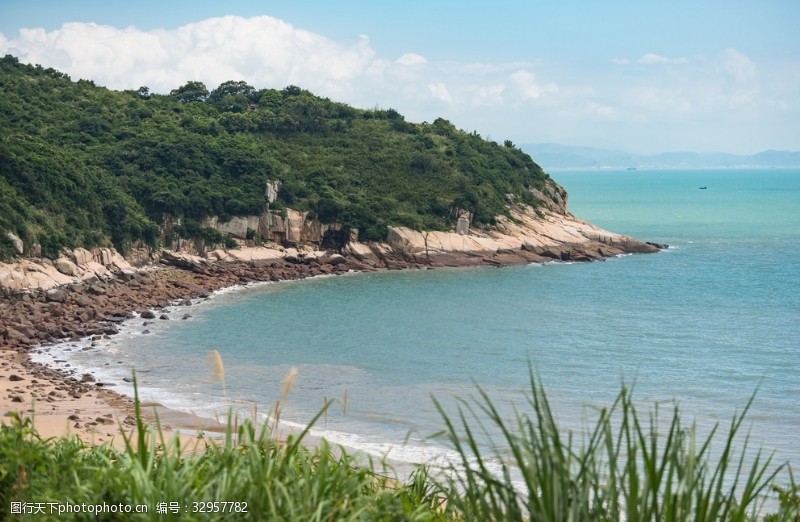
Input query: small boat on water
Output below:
<box><xmin>699</xmin><ymin>186</ymin><xmax>708</xmax><ymax>189</ymax></box>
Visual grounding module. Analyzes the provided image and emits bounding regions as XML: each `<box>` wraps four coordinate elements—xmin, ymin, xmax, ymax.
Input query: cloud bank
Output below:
<box><xmin>1</xmin><ymin>15</ymin><xmax>796</xmax><ymax>153</ymax></box>
<box><xmin>0</xmin><ymin>16</ymin><xmax>555</xmax><ymax>113</ymax></box>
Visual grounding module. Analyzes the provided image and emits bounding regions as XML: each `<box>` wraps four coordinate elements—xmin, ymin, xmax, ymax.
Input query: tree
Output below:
<box><xmin>208</xmin><ymin>80</ymin><xmax>256</xmax><ymax>112</ymax></box>
<box><xmin>169</xmin><ymin>81</ymin><xmax>209</xmax><ymax>103</ymax></box>
<box><xmin>0</xmin><ymin>59</ymin><xmax>554</xmax><ymax>251</ymax></box>
<box><xmin>282</xmin><ymin>85</ymin><xmax>303</xmax><ymax>97</ymax></box>
<box><xmin>209</xmin><ymin>80</ymin><xmax>255</xmax><ymax>101</ymax></box>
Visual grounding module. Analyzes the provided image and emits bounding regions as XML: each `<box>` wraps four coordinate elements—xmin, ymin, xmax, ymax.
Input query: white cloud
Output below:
<box><xmin>395</xmin><ymin>53</ymin><xmax>427</xmax><ymax>66</ymax></box>
<box><xmin>586</xmin><ymin>102</ymin><xmax>617</xmax><ymax>119</ymax></box>
<box><xmin>630</xmin><ymin>86</ymin><xmax>692</xmax><ymax>114</ymax></box>
<box><xmin>637</xmin><ymin>53</ymin><xmax>687</xmax><ymax>65</ymax></box>
<box><xmin>2</xmin><ymin>15</ymin><xmax>793</xmax><ymax>153</ymax></box>
<box><xmin>720</xmin><ymin>48</ymin><xmax>756</xmax><ymax>82</ymax></box>
<box><xmin>428</xmin><ymin>82</ymin><xmax>453</xmax><ymax>103</ymax></box>
<box><xmin>465</xmin><ymin>83</ymin><xmax>506</xmax><ymax>107</ymax></box>
<box><xmin>1</xmin><ymin>16</ymin><xmax>376</xmax><ymax>97</ymax></box>
<box><xmin>509</xmin><ymin>69</ymin><xmax>558</xmax><ymax>100</ymax></box>
<box><xmin>0</xmin><ymin>16</ymin><xmax>553</xmax><ymax>115</ymax></box>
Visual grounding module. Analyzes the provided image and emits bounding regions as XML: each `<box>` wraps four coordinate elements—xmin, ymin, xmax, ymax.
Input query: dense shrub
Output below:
<box><xmin>0</xmin><ymin>54</ymin><xmax>553</xmax><ymax>254</ymax></box>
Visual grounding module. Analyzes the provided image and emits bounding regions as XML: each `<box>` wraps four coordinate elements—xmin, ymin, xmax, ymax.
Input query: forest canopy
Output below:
<box><xmin>0</xmin><ymin>55</ymin><xmax>552</xmax><ymax>259</ymax></box>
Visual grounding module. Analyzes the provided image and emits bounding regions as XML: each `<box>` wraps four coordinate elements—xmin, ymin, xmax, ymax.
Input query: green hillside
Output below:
<box><xmin>0</xmin><ymin>54</ymin><xmax>553</xmax><ymax>260</ymax></box>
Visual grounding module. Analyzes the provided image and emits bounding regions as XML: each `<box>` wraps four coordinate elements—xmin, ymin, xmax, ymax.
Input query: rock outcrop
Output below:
<box><xmin>0</xmin><ymin>248</ymin><xmax>136</xmax><ymax>295</ymax></box>
<box><xmin>5</xmin><ymin>232</ymin><xmax>24</xmax><ymax>255</ymax></box>
<box><xmin>1</xmin><ymin>175</ymin><xmax>666</xmax><ymax>296</ymax></box>
<box><xmin>340</xmin><ymin>205</ymin><xmax>663</xmax><ymax>268</ymax></box>
<box><xmin>200</xmin><ymin>209</ymin><xmax>345</xmax><ymax>246</ymax></box>
<box><xmin>2</xmin><ymin>206</ymin><xmax>664</xmax><ymax>294</ymax></box>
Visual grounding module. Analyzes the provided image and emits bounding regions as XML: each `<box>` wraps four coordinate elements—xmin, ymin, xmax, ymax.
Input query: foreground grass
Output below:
<box><xmin>1</xmin><ymin>373</ymin><xmax>798</xmax><ymax>521</ymax></box>
<box><xmin>435</xmin><ymin>370</ymin><xmax>799</xmax><ymax>522</ymax></box>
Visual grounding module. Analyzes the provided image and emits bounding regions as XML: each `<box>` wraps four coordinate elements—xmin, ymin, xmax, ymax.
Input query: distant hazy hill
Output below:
<box><xmin>522</xmin><ymin>143</ymin><xmax>800</xmax><ymax>170</ymax></box>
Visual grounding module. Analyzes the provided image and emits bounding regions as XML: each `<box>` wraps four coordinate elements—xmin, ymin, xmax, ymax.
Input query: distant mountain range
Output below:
<box><xmin>521</xmin><ymin>143</ymin><xmax>800</xmax><ymax>170</ymax></box>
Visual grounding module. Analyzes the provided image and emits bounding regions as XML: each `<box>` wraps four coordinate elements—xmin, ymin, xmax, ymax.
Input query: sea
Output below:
<box><xmin>34</xmin><ymin>168</ymin><xmax>799</xmax><ymax>492</ymax></box>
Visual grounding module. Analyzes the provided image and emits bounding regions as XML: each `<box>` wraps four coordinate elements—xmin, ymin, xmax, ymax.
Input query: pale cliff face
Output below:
<box><xmin>0</xmin><ymin>248</ymin><xmax>135</xmax><ymax>294</ymax></box>
<box><xmin>375</xmin><ymin>206</ymin><xmax>656</xmax><ymax>261</ymax></box>
<box><xmin>0</xmin><ymin>176</ymin><xmax>661</xmax><ymax>294</ymax></box>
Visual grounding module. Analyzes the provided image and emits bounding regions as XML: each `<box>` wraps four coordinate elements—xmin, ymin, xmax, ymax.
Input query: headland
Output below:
<box><xmin>1</xmin><ymin>202</ymin><xmax>665</xmax><ymax>443</ymax></box>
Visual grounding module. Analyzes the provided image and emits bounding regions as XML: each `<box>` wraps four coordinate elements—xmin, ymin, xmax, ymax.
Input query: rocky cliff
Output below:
<box><xmin>352</xmin><ymin>206</ymin><xmax>661</xmax><ymax>267</ymax></box>
<box><xmin>0</xmin><ymin>248</ymin><xmax>137</xmax><ymax>295</ymax></box>
<box><xmin>188</xmin><ymin>177</ymin><xmax>660</xmax><ymax>269</ymax></box>
<box><xmin>0</xmin><ymin>178</ymin><xmax>664</xmax><ymax>295</ymax></box>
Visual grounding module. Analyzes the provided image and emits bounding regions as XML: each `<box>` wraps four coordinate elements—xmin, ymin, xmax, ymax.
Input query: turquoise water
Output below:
<box><xmin>37</xmin><ymin>169</ymin><xmax>800</xmax><ymax>479</ymax></box>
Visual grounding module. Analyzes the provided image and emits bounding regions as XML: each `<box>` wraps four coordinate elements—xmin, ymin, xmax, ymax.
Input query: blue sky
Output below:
<box><xmin>1</xmin><ymin>0</ymin><xmax>798</xmax><ymax>154</ymax></box>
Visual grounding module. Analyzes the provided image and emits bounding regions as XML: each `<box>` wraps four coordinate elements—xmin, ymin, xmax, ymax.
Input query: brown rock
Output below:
<box><xmin>45</xmin><ymin>289</ymin><xmax>68</xmax><ymax>303</ymax></box>
<box><xmin>74</xmin><ymin>294</ymin><xmax>94</xmax><ymax>308</ymax></box>
<box><xmin>48</xmin><ymin>303</ymin><xmax>66</xmax><ymax>317</ymax></box>
<box><xmin>88</xmin><ymin>285</ymin><xmax>107</xmax><ymax>296</ymax></box>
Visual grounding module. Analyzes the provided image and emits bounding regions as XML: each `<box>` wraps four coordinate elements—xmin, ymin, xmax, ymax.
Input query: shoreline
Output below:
<box><xmin>1</xmin><ymin>254</ymin><xmax>373</xmax><ymax>444</ymax></box>
<box><xmin>1</xmin><ymin>232</ymin><xmax>665</xmax><ymax>445</ymax></box>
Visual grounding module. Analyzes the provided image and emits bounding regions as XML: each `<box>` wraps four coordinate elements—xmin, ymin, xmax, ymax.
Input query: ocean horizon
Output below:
<box><xmin>34</xmin><ymin>168</ymin><xmax>800</xmax><ymax>488</ymax></box>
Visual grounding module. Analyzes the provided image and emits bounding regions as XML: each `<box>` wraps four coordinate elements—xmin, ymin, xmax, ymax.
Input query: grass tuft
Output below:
<box><xmin>0</xmin><ymin>367</ymin><xmax>797</xmax><ymax>521</ymax></box>
<box><xmin>433</xmin><ymin>368</ymin><xmax>793</xmax><ymax>521</ymax></box>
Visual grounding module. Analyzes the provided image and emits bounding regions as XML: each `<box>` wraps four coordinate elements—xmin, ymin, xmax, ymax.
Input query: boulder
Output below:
<box><xmin>105</xmin><ymin>249</ymin><xmax>134</xmax><ymax>272</ymax></box>
<box><xmin>88</xmin><ymin>285</ymin><xmax>107</xmax><ymax>296</ymax></box>
<box><xmin>118</xmin><ymin>269</ymin><xmax>137</xmax><ymax>281</ymax></box>
<box><xmin>74</xmin><ymin>294</ymin><xmax>94</xmax><ymax>308</ymax></box>
<box><xmin>80</xmin><ymin>261</ymin><xmax>112</xmax><ymax>280</ymax></box>
<box><xmin>5</xmin><ymin>232</ymin><xmax>23</xmax><ymax>255</ymax></box>
<box><xmin>521</xmin><ymin>240</ymin><xmax>543</xmax><ymax>253</ymax></box>
<box><xmin>6</xmin><ymin>328</ymin><xmax>31</xmax><ymax>344</ymax></box>
<box><xmin>94</xmin><ymin>248</ymin><xmax>113</xmax><ymax>266</ymax></box>
<box><xmin>55</xmin><ymin>257</ymin><xmax>79</xmax><ymax>276</ymax></box>
<box><xmin>326</xmin><ymin>254</ymin><xmax>348</xmax><ymax>266</ymax></box>
<box><xmin>160</xmin><ymin>250</ymin><xmax>209</xmax><ymax>270</ymax></box>
<box><xmin>0</xmin><ymin>269</ymin><xmax>26</xmax><ymax>294</ymax></box>
<box><xmin>71</xmin><ymin>248</ymin><xmax>94</xmax><ymax>266</ymax></box>
<box><xmin>45</xmin><ymin>288</ymin><xmax>68</xmax><ymax>303</ymax></box>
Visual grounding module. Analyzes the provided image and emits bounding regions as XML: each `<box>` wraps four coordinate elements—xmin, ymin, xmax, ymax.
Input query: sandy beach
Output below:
<box><xmin>1</xmin><ymin>346</ymin><xmax>237</xmax><ymax>450</ymax></box>
<box><xmin>1</xmin><ymin>347</ymin><xmax>139</xmax><ymax>445</ymax></box>
<box><xmin>1</xmin><ymin>255</ymin><xmax>371</xmax><ymax>446</ymax></box>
